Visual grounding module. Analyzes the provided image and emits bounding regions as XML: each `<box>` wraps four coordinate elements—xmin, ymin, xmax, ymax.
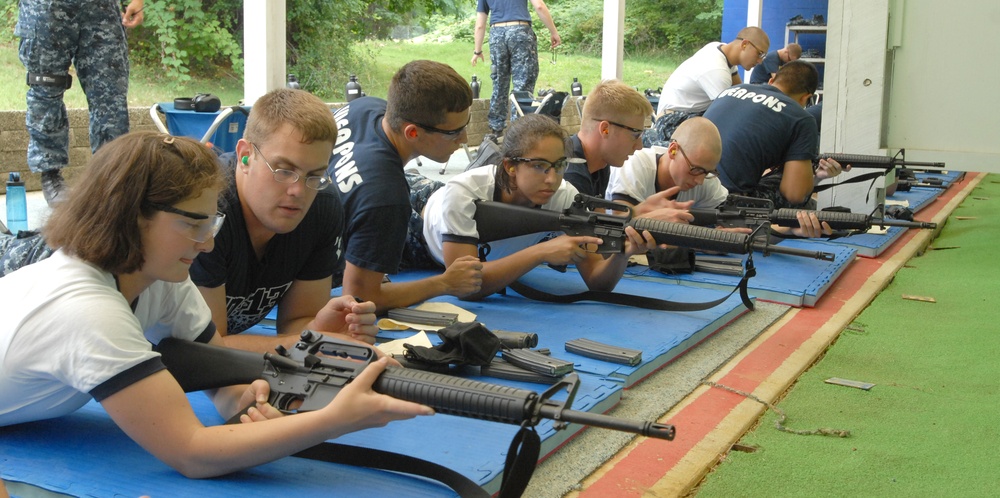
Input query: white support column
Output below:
<box><xmin>743</xmin><ymin>0</ymin><xmax>763</xmax><ymax>82</ymax></box>
<box><xmin>243</xmin><ymin>0</ymin><xmax>286</xmax><ymax>106</ymax></box>
<box><xmin>745</xmin><ymin>0</ymin><xmax>762</xmax><ymax>27</ymax></box>
<box><xmin>601</xmin><ymin>0</ymin><xmax>625</xmax><ymax>80</ymax></box>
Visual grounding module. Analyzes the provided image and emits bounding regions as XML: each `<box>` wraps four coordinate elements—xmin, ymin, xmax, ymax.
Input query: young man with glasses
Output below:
<box><xmin>608</xmin><ymin>117</ymin><xmax>728</xmax><ymax>214</ymax></box>
<box><xmin>608</xmin><ymin>116</ymin><xmax>833</xmax><ymax>239</ymax></box>
<box><xmin>704</xmin><ymin>61</ymin><xmax>848</xmax><ymax>210</ymax></box>
<box><xmin>655</xmin><ymin>26</ymin><xmax>770</xmax><ymax>117</ymax></box>
<box><xmin>327</xmin><ymin>60</ymin><xmax>484</xmax><ymax>314</ymax></box>
<box><xmin>562</xmin><ymin>80</ymin><xmax>651</xmax><ymax>199</ymax></box>
<box><xmin>188</xmin><ymin>88</ymin><xmax>378</xmax><ymax>354</ymax></box>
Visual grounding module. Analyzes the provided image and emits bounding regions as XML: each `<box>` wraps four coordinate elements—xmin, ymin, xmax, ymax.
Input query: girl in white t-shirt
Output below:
<box><xmin>423</xmin><ymin>114</ymin><xmax>658</xmax><ymax>300</ymax></box>
<box><xmin>0</xmin><ymin>131</ymin><xmax>432</xmax><ymax>478</ymax></box>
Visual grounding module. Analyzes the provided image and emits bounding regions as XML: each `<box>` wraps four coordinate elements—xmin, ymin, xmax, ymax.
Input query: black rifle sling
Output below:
<box><xmin>294</xmin><ymin>442</ymin><xmax>491</xmax><ymax>497</ymax></box>
<box><xmin>508</xmin><ymin>256</ymin><xmax>756</xmax><ymax>312</ymax></box>
<box><xmin>812</xmin><ymin>171</ymin><xmax>885</xmax><ymax>196</ymax></box>
<box><xmin>499</xmin><ymin>425</ymin><xmax>542</xmax><ymax>498</ymax></box>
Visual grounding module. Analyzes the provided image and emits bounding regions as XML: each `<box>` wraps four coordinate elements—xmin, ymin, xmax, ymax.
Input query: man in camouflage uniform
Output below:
<box><xmin>16</xmin><ymin>0</ymin><xmax>144</xmax><ymax>206</ymax></box>
<box><xmin>471</xmin><ymin>0</ymin><xmax>561</xmax><ymax>140</ymax></box>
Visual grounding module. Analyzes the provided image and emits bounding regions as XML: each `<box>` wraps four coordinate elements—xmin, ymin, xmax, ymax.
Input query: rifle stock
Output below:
<box><xmin>155</xmin><ymin>331</ymin><xmax>675</xmax><ymax>440</ymax></box>
<box><xmin>474</xmin><ymin>195</ymin><xmax>835</xmax><ymax>261</ymax></box>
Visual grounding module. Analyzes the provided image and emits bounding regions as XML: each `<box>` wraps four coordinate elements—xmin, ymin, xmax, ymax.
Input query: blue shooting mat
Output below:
<box><xmin>884</xmin><ymin>169</ymin><xmax>961</xmax><ymax>214</ymax></box>
<box><xmin>887</xmin><ymin>185</ymin><xmax>943</xmax><ymax>213</ymax></box>
<box><xmin>381</xmin><ymin>266</ymin><xmax>749</xmax><ymax>388</ymax></box>
<box><xmin>625</xmin><ymin>239</ymin><xmax>857</xmax><ymax>307</ymax></box>
<box><xmin>0</xmin><ymin>371</ymin><xmax>622</xmax><ymax>497</ymax></box>
<box><xmin>820</xmin><ymin>225</ymin><xmax>908</xmax><ymax>258</ymax></box>
<box><xmin>825</xmin><ymin>178</ymin><xmax>951</xmax><ymax>258</ymax></box>
<box><xmin>915</xmin><ymin>170</ymin><xmax>964</xmax><ymax>185</ymax></box>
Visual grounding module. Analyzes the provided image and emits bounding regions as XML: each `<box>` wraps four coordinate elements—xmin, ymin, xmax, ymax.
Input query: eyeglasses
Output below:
<box><xmin>595</xmin><ymin>119</ymin><xmax>645</xmax><ymax>140</ymax></box>
<box><xmin>739</xmin><ymin>38</ymin><xmax>766</xmax><ymax>61</ymax></box>
<box><xmin>508</xmin><ymin>156</ymin><xmax>569</xmax><ymax>175</ymax></box>
<box><xmin>671</xmin><ymin>141</ymin><xmax>717</xmax><ymax>178</ymax></box>
<box><xmin>251</xmin><ymin>143</ymin><xmax>332</xmax><ymax>190</ymax></box>
<box><xmin>409</xmin><ymin>116</ymin><xmax>470</xmax><ymax>139</ymax></box>
<box><xmin>148</xmin><ymin>202</ymin><xmax>226</xmax><ymax>243</ymax></box>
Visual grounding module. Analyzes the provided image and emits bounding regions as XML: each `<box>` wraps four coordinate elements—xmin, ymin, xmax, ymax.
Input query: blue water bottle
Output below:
<box><xmin>6</xmin><ymin>172</ymin><xmax>28</xmax><ymax>233</ymax></box>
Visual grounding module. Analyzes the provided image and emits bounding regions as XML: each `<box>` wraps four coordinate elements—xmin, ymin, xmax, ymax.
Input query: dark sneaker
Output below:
<box><xmin>41</xmin><ymin>169</ymin><xmax>66</xmax><ymax>207</ymax></box>
<box><xmin>811</xmin><ymin>14</ymin><xmax>825</xmax><ymax>25</ymax></box>
<box><xmin>788</xmin><ymin>14</ymin><xmax>807</xmax><ymax>25</ymax></box>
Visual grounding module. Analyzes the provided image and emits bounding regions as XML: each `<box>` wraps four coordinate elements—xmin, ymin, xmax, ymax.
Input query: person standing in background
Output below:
<box><xmin>655</xmin><ymin>26</ymin><xmax>770</xmax><ymax>117</ymax></box>
<box><xmin>749</xmin><ymin>42</ymin><xmax>802</xmax><ymax>85</ymax></box>
<box><xmin>471</xmin><ymin>0</ymin><xmax>561</xmax><ymax>141</ymax></box>
<box><xmin>15</xmin><ymin>0</ymin><xmax>143</xmax><ymax>206</ymax></box>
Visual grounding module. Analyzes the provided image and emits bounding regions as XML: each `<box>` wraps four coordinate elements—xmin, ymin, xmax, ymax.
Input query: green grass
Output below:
<box><xmin>0</xmin><ymin>42</ymin><xmax>245</xmax><ymax>110</ymax></box>
<box><xmin>1</xmin><ymin>39</ymin><xmax>680</xmax><ymax>110</ymax></box>
<box><xmin>695</xmin><ymin>176</ymin><xmax>1000</xmax><ymax>497</ymax></box>
<box><xmin>352</xmin><ymin>39</ymin><xmax>681</xmax><ymax>100</ymax></box>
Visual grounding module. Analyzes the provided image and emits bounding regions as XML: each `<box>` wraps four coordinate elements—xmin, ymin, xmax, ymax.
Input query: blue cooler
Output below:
<box><xmin>157</xmin><ymin>103</ymin><xmax>249</xmax><ymax>153</ymax></box>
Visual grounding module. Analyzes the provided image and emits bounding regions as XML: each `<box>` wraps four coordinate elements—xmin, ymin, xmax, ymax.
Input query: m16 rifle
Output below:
<box><xmin>473</xmin><ymin>194</ymin><xmax>835</xmax><ymax>261</ymax></box>
<box><xmin>812</xmin><ymin>151</ymin><xmax>948</xmax><ymax>195</ymax></box>
<box><xmin>689</xmin><ymin>195</ymin><xmax>936</xmax><ymax>235</ymax></box>
<box><xmin>817</xmin><ymin>152</ymin><xmax>946</xmax><ymax>171</ymax></box>
<box><xmin>156</xmin><ymin>330</ymin><xmax>675</xmax><ymax>439</ymax></box>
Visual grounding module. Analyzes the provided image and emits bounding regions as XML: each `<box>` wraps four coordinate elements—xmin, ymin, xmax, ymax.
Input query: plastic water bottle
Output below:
<box><xmin>6</xmin><ymin>172</ymin><xmax>28</xmax><ymax>234</ymax></box>
<box><xmin>470</xmin><ymin>75</ymin><xmax>481</xmax><ymax>99</ymax></box>
<box><xmin>571</xmin><ymin>77</ymin><xmax>583</xmax><ymax>97</ymax></box>
<box><xmin>345</xmin><ymin>74</ymin><xmax>362</xmax><ymax>102</ymax></box>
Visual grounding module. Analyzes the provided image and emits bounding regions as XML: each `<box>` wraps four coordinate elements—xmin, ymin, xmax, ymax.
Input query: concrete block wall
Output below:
<box><xmin>1</xmin><ymin>96</ymin><xmax>585</xmax><ymax>194</ymax></box>
<box><xmin>1</xmin><ymin>107</ymin><xmax>160</xmax><ymax>195</ymax></box>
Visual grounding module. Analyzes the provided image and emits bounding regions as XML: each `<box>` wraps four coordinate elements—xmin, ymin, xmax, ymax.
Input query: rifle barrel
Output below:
<box><xmin>536</xmin><ymin>403</ymin><xmax>675</xmax><ymax>440</ymax></box>
<box><xmin>872</xmin><ymin>219</ymin><xmax>938</xmax><ymax>229</ymax></box>
<box><xmin>752</xmin><ymin>242</ymin><xmax>835</xmax><ymax>261</ymax></box>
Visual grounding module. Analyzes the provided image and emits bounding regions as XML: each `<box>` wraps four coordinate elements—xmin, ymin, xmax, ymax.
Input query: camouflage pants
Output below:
<box><xmin>0</xmin><ymin>231</ymin><xmax>54</xmax><ymax>277</ymax></box>
<box><xmin>642</xmin><ymin>111</ymin><xmax>700</xmax><ymax>148</ymax></box>
<box><xmin>16</xmin><ymin>0</ymin><xmax>130</xmax><ymax>173</ymax></box>
<box><xmin>742</xmin><ymin>171</ymin><xmax>817</xmax><ymax>210</ymax></box>
<box><xmin>488</xmin><ymin>25</ymin><xmax>539</xmax><ymax>133</ymax></box>
<box><xmin>399</xmin><ymin>172</ymin><xmax>445</xmax><ymax>271</ymax></box>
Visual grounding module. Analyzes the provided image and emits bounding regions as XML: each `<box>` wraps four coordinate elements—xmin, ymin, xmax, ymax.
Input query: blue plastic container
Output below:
<box><xmin>159</xmin><ymin>103</ymin><xmax>249</xmax><ymax>153</ymax></box>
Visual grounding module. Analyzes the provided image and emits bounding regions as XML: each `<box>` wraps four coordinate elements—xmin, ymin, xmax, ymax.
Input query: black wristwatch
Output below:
<box><xmin>473</xmin><ymin>50</ymin><xmax>483</xmax><ymax>55</ymax></box>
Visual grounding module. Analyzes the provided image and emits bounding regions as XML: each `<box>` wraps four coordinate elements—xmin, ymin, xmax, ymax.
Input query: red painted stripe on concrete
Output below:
<box><xmin>579</xmin><ymin>182</ymin><xmax>968</xmax><ymax>496</ymax></box>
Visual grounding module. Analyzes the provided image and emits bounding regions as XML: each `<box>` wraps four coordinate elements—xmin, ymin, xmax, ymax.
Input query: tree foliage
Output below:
<box><xmin>0</xmin><ymin>0</ymin><xmax>723</xmax><ymax>96</ymax></box>
<box><xmin>127</xmin><ymin>0</ymin><xmax>243</xmax><ymax>85</ymax></box>
<box><xmin>549</xmin><ymin>0</ymin><xmax>723</xmax><ymax>55</ymax></box>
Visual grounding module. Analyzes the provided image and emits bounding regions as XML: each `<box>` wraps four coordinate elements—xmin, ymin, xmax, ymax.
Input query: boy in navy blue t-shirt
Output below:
<box><xmin>329</xmin><ymin>60</ymin><xmax>483</xmax><ymax>313</ymax></box>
